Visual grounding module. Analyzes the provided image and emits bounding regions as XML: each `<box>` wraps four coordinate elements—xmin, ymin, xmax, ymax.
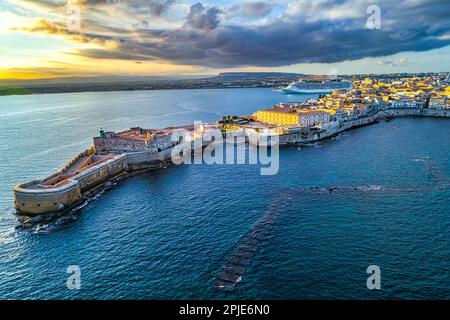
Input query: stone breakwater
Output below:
<box><xmin>13</xmin><ymin>108</ymin><xmax>450</xmax><ymax>216</ymax></box>
<box><xmin>214</xmin><ymin>155</ymin><xmax>450</xmax><ymax>292</ymax></box>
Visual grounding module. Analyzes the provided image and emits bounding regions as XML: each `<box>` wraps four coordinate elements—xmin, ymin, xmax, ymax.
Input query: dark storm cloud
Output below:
<box><xmin>69</xmin><ymin>48</ymin><xmax>155</xmax><ymax>60</ymax></box>
<box><xmin>148</xmin><ymin>0</ymin><xmax>176</xmax><ymax>16</ymax></box>
<box><xmin>16</xmin><ymin>0</ymin><xmax>175</xmax><ymax>15</ymax></box>
<box><xmin>229</xmin><ymin>2</ymin><xmax>273</xmax><ymax>17</ymax></box>
<box><xmin>14</xmin><ymin>0</ymin><xmax>450</xmax><ymax>67</ymax></box>
<box><xmin>115</xmin><ymin>0</ymin><xmax>176</xmax><ymax>16</ymax></box>
<box><xmin>165</xmin><ymin>0</ymin><xmax>450</xmax><ymax>67</ymax></box>
<box><xmin>185</xmin><ymin>2</ymin><xmax>222</xmax><ymax>30</ymax></box>
<box><xmin>148</xmin><ymin>23</ymin><xmax>446</xmax><ymax>67</ymax></box>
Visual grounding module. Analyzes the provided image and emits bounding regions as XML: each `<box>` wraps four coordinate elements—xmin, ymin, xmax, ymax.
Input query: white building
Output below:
<box><xmin>391</xmin><ymin>98</ymin><xmax>420</xmax><ymax>108</ymax></box>
<box><xmin>334</xmin><ymin>109</ymin><xmax>349</xmax><ymax>122</ymax></box>
<box><xmin>428</xmin><ymin>96</ymin><xmax>447</xmax><ymax>109</ymax></box>
<box><xmin>297</xmin><ymin>111</ymin><xmax>331</xmax><ymax>127</ymax></box>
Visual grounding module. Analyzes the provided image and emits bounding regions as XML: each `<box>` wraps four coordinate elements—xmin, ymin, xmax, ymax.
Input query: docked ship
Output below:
<box><xmin>282</xmin><ymin>79</ymin><xmax>352</xmax><ymax>94</ymax></box>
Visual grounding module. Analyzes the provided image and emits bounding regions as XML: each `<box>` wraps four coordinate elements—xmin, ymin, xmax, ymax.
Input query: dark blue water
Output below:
<box><xmin>0</xmin><ymin>89</ymin><xmax>449</xmax><ymax>299</ymax></box>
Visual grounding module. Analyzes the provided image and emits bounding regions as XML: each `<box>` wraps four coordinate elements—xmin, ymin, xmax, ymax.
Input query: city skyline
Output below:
<box><xmin>1</xmin><ymin>0</ymin><xmax>450</xmax><ymax>80</ymax></box>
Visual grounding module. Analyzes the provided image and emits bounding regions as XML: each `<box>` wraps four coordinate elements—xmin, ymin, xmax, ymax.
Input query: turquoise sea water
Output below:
<box><xmin>0</xmin><ymin>88</ymin><xmax>449</xmax><ymax>299</ymax></box>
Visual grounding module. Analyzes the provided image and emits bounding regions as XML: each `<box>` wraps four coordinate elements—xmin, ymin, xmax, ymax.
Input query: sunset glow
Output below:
<box><xmin>1</xmin><ymin>0</ymin><xmax>449</xmax><ymax>80</ymax></box>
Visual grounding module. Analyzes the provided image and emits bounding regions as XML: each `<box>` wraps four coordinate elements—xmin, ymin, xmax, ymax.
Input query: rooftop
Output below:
<box><xmin>109</xmin><ymin>125</ymin><xmax>198</xmax><ymax>142</ymax></box>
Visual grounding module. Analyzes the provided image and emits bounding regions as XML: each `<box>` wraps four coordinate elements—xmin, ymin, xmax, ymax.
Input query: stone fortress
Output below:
<box><xmin>13</xmin><ymin>125</ymin><xmax>207</xmax><ymax>215</ymax></box>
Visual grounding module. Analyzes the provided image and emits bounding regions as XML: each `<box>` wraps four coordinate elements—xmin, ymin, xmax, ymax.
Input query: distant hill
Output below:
<box><xmin>0</xmin><ymin>75</ymin><xmax>211</xmax><ymax>87</ymax></box>
<box><xmin>0</xmin><ymin>72</ymin><xmax>304</xmax><ymax>96</ymax></box>
<box><xmin>0</xmin><ymin>72</ymin><xmax>304</xmax><ymax>87</ymax></box>
<box><xmin>216</xmin><ymin>72</ymin><xmax>304</xmax><ymax>78</ymax></box>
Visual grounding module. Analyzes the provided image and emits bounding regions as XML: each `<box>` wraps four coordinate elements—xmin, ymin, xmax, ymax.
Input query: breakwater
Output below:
<box><xmin>214</xmin><ymin>156</ymin><xmax>450</xmax><ymax>292</ymax></box>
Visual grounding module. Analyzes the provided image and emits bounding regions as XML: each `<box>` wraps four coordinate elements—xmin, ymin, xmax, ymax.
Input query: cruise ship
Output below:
<box><xmin>282</xmin><ymin>79</ymin><xmax>352</xmax><ymax>94</ymax></box>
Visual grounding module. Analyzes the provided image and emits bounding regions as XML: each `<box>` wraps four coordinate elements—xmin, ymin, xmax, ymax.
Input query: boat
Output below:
<box><xmin>282</xmin><ymin>79</ymin><xmax>352</xmax><ymax>94</ymax></box>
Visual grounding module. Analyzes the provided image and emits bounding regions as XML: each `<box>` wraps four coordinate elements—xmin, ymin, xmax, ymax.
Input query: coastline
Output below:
<box><xmin>0</xmin><ymin>85</ymin><xmax>278</xmax><ymax>98</ymax></box>
<box><xmin>280</xmin><ymin>108</ymin><xmax>450</xmax><ymax>146</ymax></box>
<box><xmin>12</xmin><ymin>107</ymin><xmax>450</xmax><ymax>216</ymax></box>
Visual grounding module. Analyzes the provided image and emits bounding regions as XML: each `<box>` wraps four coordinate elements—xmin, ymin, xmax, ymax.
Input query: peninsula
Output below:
<box><xmin>13</xmin><ymin>74</ymin><xmax>450</xmax><ymax>216</ymax></box>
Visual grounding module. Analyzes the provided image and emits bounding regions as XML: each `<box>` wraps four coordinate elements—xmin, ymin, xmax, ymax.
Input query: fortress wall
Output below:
<box><xmin>378</xmin><ymin>108</ymin><xmax>450</xmax><ymax>119</ymax></box>
<box><xmin>278</xmin><ymin>109</ymin><xmax>450</xmax><ymax>146</ymax></box>
<box><xmin>94</xmin><ymin>136</ymin><xmax>147</xmax><ymax>153</ymax></box>
<box><xmin>76</xmin><ymin>155</ymin><xmax>128</xmax><ymax>192</ymax></box>
<box><xmin>125</xmin><ymin>149</ymin><xmax>173</xmax><ymax>170</ymax></box>
<box><xmin>14</xmin><ymin>180</ymin><xmax>83</xmax><ymax>215</ymax></box>
<box><xmin>14</xmin><ymin>155</ymin><xmax>128</xmax><ymax>215</ymax></box>
<box><xmin>279</xmin><ymin>132</ymin><xmax>303</xmax><ymax>144</ymax></box>
<box><xmin>60</xmin><ymin>147</ymin><xmax>96</xmax><ymax>173</ymax></box>
<box><xmin>151</xmin><ymin>134</ymin><xmax>175</xmax><ymax>151</ymax></box>
<box><xmin>342</xmin><ymin>114</ymin><xmax>377</xmax><ymax>130</ymax></box>
<box><xmin>157</xmin><ymin>148</ymin><xmax>173</xmax><ymax>162</ymax></box>
<box><xmin>126</xmin><ymin>151</ymin><xmax>156</xmax><ymax>165</ymax></box>
<box><xmin>126</xmin><ymin>151</ymin><xmax>160</xmax><ymax>170</ymax></box>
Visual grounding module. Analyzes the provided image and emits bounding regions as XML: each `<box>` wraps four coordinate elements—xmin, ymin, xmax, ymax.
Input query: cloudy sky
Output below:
<box><xmin>1</xmin><ymin>0</ymin><xmax>449</xmax><ymax>79</ymax></box>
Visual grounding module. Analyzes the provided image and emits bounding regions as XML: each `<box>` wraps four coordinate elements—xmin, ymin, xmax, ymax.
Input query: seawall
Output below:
<box><xmin>13</xmin><ymin>107</ymin><xmax>450</xmax><ymax>216</ymax></box>
<box><xmin>278</xmin><ymin>114</ymin><xmax>378</xmax><ymax>145</ymax></box>
<box><xmin>14</xmin><ymin>153</ymin><xmax>128</xmax><ymax>215</ymax></box>
<box><xmin>279</xmin><ymin>108</ymin><xmax>450</xmax><ymax>145</ymax></box>
<box><xmin>377</xmin><ymin>107</ymin><xmax>450</xmax><ymax>119</ymax></box>
<box><xmin>13</xmin><ymin>149</ymin><xmax>174</xmax><ymax>215</ymax></box>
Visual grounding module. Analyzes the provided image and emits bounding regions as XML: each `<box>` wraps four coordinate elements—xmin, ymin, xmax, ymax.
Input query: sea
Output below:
<box><xmin>0</xmin><ymin>88</ymin><xmax>449</xmax><ymax>299</ymax></box>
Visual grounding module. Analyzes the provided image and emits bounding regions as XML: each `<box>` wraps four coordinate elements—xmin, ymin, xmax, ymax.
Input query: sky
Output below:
<box><xmin>0</xmin><ymin>0</ymin><xmax>449</xmax><ymax>79</ymax></box>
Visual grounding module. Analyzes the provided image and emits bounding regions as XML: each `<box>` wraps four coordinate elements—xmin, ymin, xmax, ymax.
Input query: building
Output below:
<box><xmin>297</xmin><ymin>110</ymin><xmax>331</xmax><ymax>127</ymax></box>
<box><xmin>391</xmin><ymin>98</ymin><xmax>421</xmax><ymax>108</ymax></box>
<box><xmin>254</xmin><ymin>109</ymin><xmax>331</xmax><ymax>127</ymax></box>
<box><xmin>428</xmin><ymin>96</ymin><xmax>447</xmax><ymax>109</ymax></box>
<box><xmin>253</xmin><ymin>109</ymin><xmax>299</xmax><ymax>126</ymax></box>
<box><xmin>93</xmin><ymin>126</ymin><xmax>189</xmax><ymax>154</ymax></box>
<box><xmin>335</xmin><ymin>109</ymin><xmax>350</xmax><ymax>121</ymax></box>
